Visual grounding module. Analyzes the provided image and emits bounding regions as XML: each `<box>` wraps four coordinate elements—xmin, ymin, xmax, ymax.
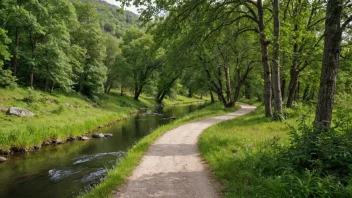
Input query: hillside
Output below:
<box><xmin>81</xmin><ymin>0</ymin><xmax>140</xmax><ymax>38</ymax></box>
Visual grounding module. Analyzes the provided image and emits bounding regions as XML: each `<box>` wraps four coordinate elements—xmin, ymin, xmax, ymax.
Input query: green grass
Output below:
<box><xmin>199</xmin><ymin>102</ymin><xmax>352</xmax><ymax>197</ymax></box>
<box><xmin>199</xmin><ymin>105</ymin><xmax>296</xmax><ymax>197</ymax></box>
<box><xmin>0</xmin><ymin>87</ymin><xmax>207</xmax><ymax>152</ymax></box>
<box><xmin>82</xmin><ymin>102</ymin><xmax>240</xmax><ymax>198</ymax></box>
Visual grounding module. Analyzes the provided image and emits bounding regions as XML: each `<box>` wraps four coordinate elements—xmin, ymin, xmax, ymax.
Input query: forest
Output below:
<box><xmin>1</xmin><ymin>0</ymin><xmax>352</xmax><ymax>197</ymax></box>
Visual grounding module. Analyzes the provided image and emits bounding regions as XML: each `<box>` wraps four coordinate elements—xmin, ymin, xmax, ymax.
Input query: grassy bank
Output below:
<box><xmin>199</xmin><ymin>106</ymin><xmax>292</xmax><ymax>197</ymax></box>
<box><xmin>199</xmin><ymin>103</ymin><xmax>352</xmax><ymax>197</ymax></box>
<box><xmin>0</xmin><ymin>88</ymin><xmax>206</xmax><ymax>153</ymax></box>
<box><xmin>82</xmin><ymin>102</ymin><xmax>239</xmax><ymax>198</ymax></box>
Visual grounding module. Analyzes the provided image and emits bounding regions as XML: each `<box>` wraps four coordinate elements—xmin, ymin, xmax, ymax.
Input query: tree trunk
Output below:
<box><xmin>210</xmin><ymin>90</ymin><xmax>215</xmax><ymax>103</ymax></box>
<box><xmin>286</xmin><ymin>69</ymin><xmax>299</xmax><ymax>108</ymax></box>
<box><xmin>45</xmin><ymin>78</ymin><xmax>49</xmax><ymax>92</ymax></box>
<box><xmin>295</xmin><ymin>82</ymin><xmax>300</xmax><ymax>101</ymax></box>
<box><xmin>244</xmin><ymin>81</ymin><xmax>251</xmax><ymax>99</ymax></box>
<box><xmin>29</xmin><ymin>64</ymin><xmax>34</xmax><ymax>87</ymax></box>
<box><xmin>233</xmin><ymin>84</ymin><xmax>242</xmax><ymax>104</ymax></box>
<box><xmin>157</xmin><ymin>90</ymin><xmax>168</xmax><ymax>104</ymax></box>
<box><xmin>257</xmin><ymin>0</ymin><xmax>272</xmax><ymax>117</ymax></box>
<box><xmin>224</xmin><ymin>64</ymin><xmax>232</xmax><ymax>103</ymax></box>
<box><xmin>302</xmin><ymin>85</ymin><xmax>310</xmax><ymax>101</ymax></box>
<box><xmin>120</xmin><ymin>86</ymin><xmax>124</xmax><ymax>96</ymax></box>
<box><xmin>314</xmin><ymin>0</ymin><xmax>344</xmax><ymax>130</ymax></box>
<box><xmin>271</xmin><ymin>0</ymin><xmax>283</xmax><ymax>118</ymax></box>
<box><xmin>134</xmin><ymin>85</ymin><xmax>143</xmax><ymax>100</ymax></box>
<box><xmin>11</xmin><ymin>29</ymin><xmax>20</xmax><ymax>75</ymax></box>
<box><xmin>286</xmin><ymin>23</ymin><xmax>300</xmax><ymax>108</ymax></box>
<box><xmin>281</xmin><ymin>78</ymin><xmax>286</xmax><ymax>100</ymax></box>
<box><xmin>156</xmin><ymin>72</ymin><xmax>182</xmax><ymax>103</ymax></box>
<box><xmin>50</xmin><ymin>82</ymin><xmax>55</xmax><ymax>93</ymax></box>
<box><xmin>188</xmin><ymin>88</ymin><xmax>193</xmax><ymax>98</ymax></box>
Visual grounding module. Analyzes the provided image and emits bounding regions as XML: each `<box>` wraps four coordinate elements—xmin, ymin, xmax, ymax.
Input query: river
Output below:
<box><xmin>0</xmin><ymin>103</ymin><xmax>205</xmax><ymax>198</ymax></box>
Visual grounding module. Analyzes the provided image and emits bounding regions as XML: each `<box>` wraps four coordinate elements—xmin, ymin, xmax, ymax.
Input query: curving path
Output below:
<box><xmin>114</xmin><ymin>103</ymin><xmax>256</xmax><ymax>198</ymax></box>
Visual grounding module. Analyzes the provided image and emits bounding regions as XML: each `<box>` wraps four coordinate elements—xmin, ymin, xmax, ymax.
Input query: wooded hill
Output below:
<box><xmin>0</xmin><ymin>0</ymin><xmax>138</xmax><ymax>96</ymax></box>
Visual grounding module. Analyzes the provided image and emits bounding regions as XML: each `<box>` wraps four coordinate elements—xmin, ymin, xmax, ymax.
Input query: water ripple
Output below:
<box><xmin>73</xmin><ymin>152</ymin><xmax>126</xmax><ymax>165</ymax></box>
<box><xmin>80</xmin><ymin>168</ymin><xmax>107</xmax><ymax>183</ymax></box>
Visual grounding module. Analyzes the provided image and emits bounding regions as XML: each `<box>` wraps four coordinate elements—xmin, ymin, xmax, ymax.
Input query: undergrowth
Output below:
<box><xmin>200</xmin><ymin>96</ymin><xmax>352</xmax><ymax>198</ymax></box>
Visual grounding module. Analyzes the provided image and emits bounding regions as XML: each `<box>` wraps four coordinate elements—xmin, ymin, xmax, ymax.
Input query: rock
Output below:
<box><xmin>0</xmin><ymin>150</ymin><xmax>11</xmax><ymax>155</ymax></box>
<box><xmin>92</xmin><ymin>133</ymin><xmax>105</xmax><ymax>138</ymax></box>
<box><xmin>0</xmin><ymin>105</ymin><xmax>8</xmax><ymax>112</ymax></box>
<box><xmin>65</xmin><ymin>102</ymin><xmax>78</xmax><ymax>108</ymax></box>
<box><xmin>33</xmin><ymin>145</ymin><xmax>41</xmax><ymax>150</ymax></box>
<box><xmin>10</xmin><ymin>146</ymin><xmax>27</xmax><ymax>152</ymax></box>
<box><xmin>42</xmin><ymin>141</ymin><xmax>51</xmax><ymax>146</ymax></box>
<box><xmin>54</xmin><ymin>140</ymin><xmax>65</xmax><ymax>145</ymax></box>
<box><xmin>67</xmin><ymin>136</ymin><xmax>78</xmax><ymax>141</ymax></box>
<box><xmin>0</xmin><ymin>156</ymin><xmax>7</xmax><ymax>163</ymax></box>
<box><xmin>80</xmin><ymin>136</ymin><xmax>91</xmax><ymax>140</ymax></box>
<box><xmin>6</xmin><ymin>107</ymin><xmax>35</xmax><ymax>117</ymax></box>
<box><xmin>104</xmin><ymin>133</ymin><xmax>113</xmax><ymax>137</ymax></box>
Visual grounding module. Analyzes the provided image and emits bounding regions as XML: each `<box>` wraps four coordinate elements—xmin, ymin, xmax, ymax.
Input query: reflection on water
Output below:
<box><xmin>0</xmin><ymin>104</ymin><xmax>204</xmax><ymax>198</ymax></box>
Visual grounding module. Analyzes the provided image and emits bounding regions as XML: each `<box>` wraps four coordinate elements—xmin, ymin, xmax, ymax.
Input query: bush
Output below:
<box><xmin>0</xmin><ymin>69</ymin><xmax>16</xmax><ymax>88</ymax></box>
<box><xmin>23</xmin><ymin>90</ymin><xmax>40</xmax><ymax>104</ymax></box>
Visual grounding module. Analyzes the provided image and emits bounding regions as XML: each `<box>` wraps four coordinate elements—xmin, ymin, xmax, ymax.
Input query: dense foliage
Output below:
<box><xmin>0</xmin><ymin>0</ymin><xmax>138</xmax><ymax>96</ymax></box>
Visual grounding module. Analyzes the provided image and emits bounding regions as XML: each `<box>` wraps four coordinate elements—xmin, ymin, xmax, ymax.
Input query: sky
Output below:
<box><xmin>102</xmin><ymin>0</ymin><xmax>141</xmax><ymax>14</ymax></box>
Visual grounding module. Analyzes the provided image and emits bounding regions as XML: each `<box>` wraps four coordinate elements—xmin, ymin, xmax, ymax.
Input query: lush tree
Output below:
<box><xmin>71</xmin><ymin>1</ymin><xmax>107</xmax><ymax>95</ymax></box>
<box><xmin>0</xmin><ymin>28</ymin><xmax>16</xmax><ymax>87</ymax></box>
<box><xmin>121</xmin><ymin>28</ymin><xmax>162</xmax><ymax>100</ymax></box>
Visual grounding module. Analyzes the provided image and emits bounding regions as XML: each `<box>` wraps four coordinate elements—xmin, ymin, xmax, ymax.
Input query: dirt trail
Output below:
<box><xmin>114</xmin><ymin>103</ymin><xmax>256</xmax><ymax>198</ymax></box>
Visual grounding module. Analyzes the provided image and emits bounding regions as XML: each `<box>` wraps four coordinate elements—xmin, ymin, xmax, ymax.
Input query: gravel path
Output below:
<box><xmin>114</xmin><ymin>103</ymin><xmax>256</xmax><ymax>198</ymax></box>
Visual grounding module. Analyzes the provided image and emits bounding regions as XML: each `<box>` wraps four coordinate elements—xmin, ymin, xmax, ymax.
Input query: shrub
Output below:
<box><xmin>0</xmin><ymin>69</ymin><xmax>16</xmax><ymax>88</ymax></box>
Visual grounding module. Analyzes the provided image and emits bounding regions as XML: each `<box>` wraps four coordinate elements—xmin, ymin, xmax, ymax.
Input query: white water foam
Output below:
<box><xmin>73</xmin><ymin>152</ymin><xmax>126</xmax><ymax>165</ymax></box>
<box><xmin>80</xmin><ymin>168</ymin><xmax>108</xmax><ymax>182</ymax></box>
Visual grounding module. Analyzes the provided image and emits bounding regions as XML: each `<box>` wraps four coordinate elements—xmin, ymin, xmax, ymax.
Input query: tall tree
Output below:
<box><xmin>271</xmin><ymin>0</ymin><xmax>283</xmax><ymax>117</ymax></box>
<box><xmin>314</xmin><ymin>0</ymin><xmax>352</xmax><ymax>130</ymax></box>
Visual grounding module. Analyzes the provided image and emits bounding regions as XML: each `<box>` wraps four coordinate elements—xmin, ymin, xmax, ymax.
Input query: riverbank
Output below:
<box><xmin>82</xmin><ymin>102</ymin><xmax>240</xmax><ymax>198</ymax></box>
<box><xmin>0</xmin><ymin>88</ymin><xmax>206</xmax><ymax>155</ymax></box>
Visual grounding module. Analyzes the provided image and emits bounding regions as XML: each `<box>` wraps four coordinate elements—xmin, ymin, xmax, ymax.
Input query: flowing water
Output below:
<box><xmin>0</xmin><ymin>104</ymin><xmax>205</xmax><ymax>198</ymax></box>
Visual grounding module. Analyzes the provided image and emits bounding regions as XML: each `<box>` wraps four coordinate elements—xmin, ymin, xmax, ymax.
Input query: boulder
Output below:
<box><xmin>0</xmin><ymin>156</ymin><xmax>7</xmax><ymax>163</ymax></box>
<box><xmin>6</xmin><ymin>107</ymin><xmax>35</xmax><ymax>117</ymax></box>
<box><xmin>92</xmin><ymin>133</ymin><xmax>105</xmax><ymax>138</ymax></box>
<box><xmin>104</xmin><ymin>133</ymin><xmax>113</xmax><ymax>137</ymax></box>
<box><xmin>80</xmin><ymin>136</ymin><xmax>91</xmax><ymax>140</ymax></box>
